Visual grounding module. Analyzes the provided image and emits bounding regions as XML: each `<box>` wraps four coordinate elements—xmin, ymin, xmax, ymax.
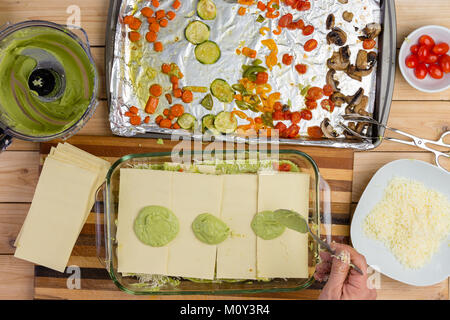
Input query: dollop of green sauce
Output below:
<box><xmin>251</xmin><ymin>211</ymin><xmax>286</xmax><ymax>240</ymax></box>
<box><xmin>192</xmin><ymin>213</ymin><xmax>230</xmax><ymax>245</ymax></box>
<box><xmin>134</xmin><ymin>206</ymin><xmax>179</xmax><ymax>247</ymax></box>
<box><xmin>274</xmin><ymin>209</ymin><xmax>308</xmax><ymax>234</ymax></box>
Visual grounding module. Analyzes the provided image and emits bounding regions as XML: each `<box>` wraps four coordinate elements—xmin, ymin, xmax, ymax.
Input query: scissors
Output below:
<box><xmin>339</xmin><ymin>114</ymin><xmax>450</xmax><ymax>172</ymax></box>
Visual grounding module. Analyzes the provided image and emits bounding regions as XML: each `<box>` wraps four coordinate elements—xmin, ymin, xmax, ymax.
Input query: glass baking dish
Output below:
<box><xmin>95</xmin><ymin>149</ymin><xmax>331</xmax><ymax>295</ymax></box>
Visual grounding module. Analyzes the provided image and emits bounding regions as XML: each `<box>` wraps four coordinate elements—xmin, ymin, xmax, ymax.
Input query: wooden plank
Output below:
<box><xmin>395</xmin><ymin>0</ymin><xmax>450</xmax><ymax>49</ymax></box>
<box><xmin>0</xmin><ymin>0</ymin><xmax>109</xmax><ymax>46</ymax></box>
<box><xmin>352</xmin><ymin>152</ymin><xmax>435</xmax><ymax>202</ymax></box>
<box><xmin>377</xmin><ymin>276</ymin><xmax>448</xmax><ymax>300</ymax></box>
<box><xmin>0</xmin><ymin>152</ymin><xmax>39</xmax><ymax>203</ymax></box>
<box><xmin>0</xmin><ymin>256</ymin><xmax>34</xmax><ymax>300</ymax></box>
<box><xmin>0</xmin><ymin>203</ymin><xmax>29</xmax><ymax>254</ymax></box>
<box><xmin>373</xmin><ymin>100</ymin><xmax>450</xmax><ymax>152</ymax></box>
<box><xmin>77</xmin><ymin>100</ymin><xmax>112</xmax><ymax>136</ymax></box>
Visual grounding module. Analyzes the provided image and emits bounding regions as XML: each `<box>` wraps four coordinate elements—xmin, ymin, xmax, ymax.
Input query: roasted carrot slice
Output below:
<box><xmin>181</xmin><ymin>90</ymin><xmax>193</xmax><ymax>103</ymax></box>
<box><xmin>159</xmin><ymin>119</ymin><xmax>172</xmax><ymax>128</ymax></box>
<box><xmin>173</xmin><ymin>88</ymin><xmax>182</xmax><ymax>98</ymax></box>
<box><xmin>166</xmin><ymin>11</ymin><xmax>176</xmax><ymax>20</ymax></box>
<box><xmin>130</xmin><ymin>116</ymin><xmax>141</xmax><ymax>125</ymax></box>
<box><xmin>129</xmin><ymin>106</ymin><xmax>139</xmax><ymax>114</ymax></box>
<box><xmin>128</xmin><ymin>31</ymin><xmax>141</xmax><ymax>42</ymax></box>
<box><xmin>149</xmin><ymin>22</ymin><xmax>160</xmax><ymax>33</ymax></box>
<box><xmin>172</xmin><ymin>0</ymin><xmax>181</xmax><ymax>10</ymax></box>
<box><xmin>154</xmin><ymin>41</ymin><xmax>164</xmax><ymax>52</ymax></box>
<box><xmin>141</xmin><ymin>7</ymin><xmax>154</xmax><ymax>18</ymax></box>
<box><xmin>159</xmin><ymin>18</ymin><xmax>168</xmax><ymax>27</ymax></box>
<box><xmin>145</xmin><ymin>96</ymin><xmax>159</xmax><ymax>114</ymax></box>
<box><xmin>145</xmin><ymin>31</ymin><xmax>157</xmax><ymax>42</ymax></box>
<box><xmin>152</xmin><ymin>0</ymin><xmax>160</xmax><ymax>8</ymax></box>
<box><xmin>161</xmin><ymin>63</ymin><xmax>171</xmax><ymax>74</ymax></box>
<box><xmin>150</xmin><ymin>84</ymin><xmax>163</xmax><ymax>97</ymax></box>
<box><xmin>129</xmin><ymin>17</ymin><xmax>142</xmax><ymax>30</ymax></box>
<box><xmin>170</xmin><ymin>104</ymin><xmax>184</xmax><ymax>117</ymax></box>
<box><xmin>144</xmin><ymin>116</ymin><xmax>150</xmax><ymax>124</ymax></box>
<box><xmin>156</xmin><ymin>10</ymin><xmax>166</xmax><ymax>20</ymax></box>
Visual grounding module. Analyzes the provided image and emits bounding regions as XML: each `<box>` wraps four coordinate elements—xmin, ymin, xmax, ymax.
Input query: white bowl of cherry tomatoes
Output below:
<box><xmin>399</xmin><ymin>25</ymin><xmax>450</xmax><ymax>93</ymax></box>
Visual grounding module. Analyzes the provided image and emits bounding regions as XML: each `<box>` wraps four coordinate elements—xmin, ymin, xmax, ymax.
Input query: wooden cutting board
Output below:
<box><xmin>34</xmin><ymin>135</ymin><xmax>354</xmax><ymax>300</ymax></box>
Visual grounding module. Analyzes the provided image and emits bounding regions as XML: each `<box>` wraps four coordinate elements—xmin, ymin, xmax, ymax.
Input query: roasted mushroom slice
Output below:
<box><xmin>343</xmin><ymin>11</ymin><xmax>354</xmax><ymax>22</ymax></box>
<box><xmin>359</xmin><ymin>22</ymin><xmax>382</xmax><ymax>40</ymax></box>
<box><xmin>327</xmin><ymin>27</ymin><xmax>347</xmax><ymax>46</ymax></box>
<box><xmin>326</xmin><ymin>14</ymin><xmax>335</xmax><ymax>30</ymax></box>
<box><xmin>346</xmin><ymin>65</ymin><xmax>363</xmax><ymax>81</ymax></box>
<box><xmin>338</xmin><ymin>0</ymin><xmax>348</xmax><ymax>3</ymax></box>
<box><xmin>343</xmin><ymin>122</ymin><xmax>358</xmax><ymax>140</ymax></box>
<box><xmin>331</xmin><ymin>92</ymin><xmax>347</xmax><ymax>107</ymax></box>
<box><xmin>327</xmin><ymin>46</ymin><xmax>350</xmax><ymax>70</ymax></box>
<box><xmin>326</xmin><ymin>69</ymin><xmax>340</xmax><ymax>92</ymax></box>
<box><xmin>347</xmin><ymin>88</ymin><xmax>364</xmax><ymax>107</ymax></box>
<box><xmin>321</xmin><ymin>118</ymin><xmax>339</xmax><ymax>139</ymax></box>
<box><xmin>354</xmin><ymin>95</ymin><xmax>369</xmax><ymax>115</ymax></box>
<box><xmin>356</xmin><ymin>50</ymin><xmax>377</xmax><ymax>71</ymax></box>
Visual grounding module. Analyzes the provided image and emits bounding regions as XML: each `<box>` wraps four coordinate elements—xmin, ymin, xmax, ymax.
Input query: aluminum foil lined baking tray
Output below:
<box><xmin>106</xmin><ymin>0</ymin><xmax>396</xmax><ymax>150</ymax></box>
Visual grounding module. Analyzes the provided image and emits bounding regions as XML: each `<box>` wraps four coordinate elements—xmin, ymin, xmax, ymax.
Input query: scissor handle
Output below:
<box><xmin>436</xmin><ymin>131</ymin><xmax>450</xmax><ymax>147</ymax></box>
<box><xmin>435</xmin><ymin>152</ymin><xmax>450</xmax><ymax>173</ymax></box>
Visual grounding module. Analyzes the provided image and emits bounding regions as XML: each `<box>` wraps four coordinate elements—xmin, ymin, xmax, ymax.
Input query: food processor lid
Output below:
<box><xmin>0</xmin><ymin>20</ymin><xmax>99</xmax><ymax>142</ymax></box>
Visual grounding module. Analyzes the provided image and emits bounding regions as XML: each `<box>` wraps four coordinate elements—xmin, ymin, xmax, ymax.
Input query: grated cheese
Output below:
<box><xmin>363</xmin><ymin>177</ymin><xmax>450</xmax><ymax>269</ymax></box>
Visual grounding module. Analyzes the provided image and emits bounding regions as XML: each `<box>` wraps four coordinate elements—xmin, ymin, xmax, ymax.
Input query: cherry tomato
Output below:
<box><xmin>283</xmin><ymin>110</ymin><xmax>292</xmax><ymax>120</ymax></box>
<box><xmin>285</xmin><ymin>124</ymin><xmax>300</xmax><ymax>138</ymax></box>
<box><xmin>284</xmin><ymin>0</ymin><xmax>297</xmax><ymax>7</ymax></box>
<box><xmin>302</xmin><ymin>25</ymin><xmax>314</xmax><ymax>36</ymax></box>
<box><xmin>424</xmin><ymin>53</ymin><xmax>439</xmax><ymax>64</ymax></box>
<box><xmin>304</xmin><ymin>39</ymin><xmax>318</xmax><ymax>52</ymax></box>
<box><xmin>295</xmin><ymin>64</ymin><xmax>308</xmax><ymax>74</ymax></box>
<box><xmin>306</xmin><ymin>86</ymin><xmax>324</xmax><ymax>100</ymax></box>
<box><xmin>272</xmin><ymin>110</ymin><xmax>284</xmax><ymax>120</ymax></box>
<box><xmin>414</xmin><ymin>63</ymin><xmax>428</xmax><ymax>79</ymax></box>
<box><xmin>294</xmin><ymin>19</ymin><xmax>305</xmax><ymax>30</ymax></box>
<box><xmin>298</xmin><ymin>1</ymin><xmax>311</xmax><ymax>11</ymax></box>
<box><xmin>300</xmin><ymin>109</ymin><xmax>312</xmax><ymax>121</ymax></box>
<box><xmin>273</xmin><ymin>101</ymin><xmax>283</xmax><ymax>111</ymax></box>
<box><xmin>405</xmin><ymin>54</ymin><xmax>419</xmax><ymax>69</ymax></box>
<box><xmin>323</xmin><ymin>84</ymin><xmax>334</xmax><ymax>96</ymax></box>
<box><xmin>417</xmin><ymin>45</ymin><xmax>430</xmax><ymax>63</ymax></box>
<box><xmin>307</xmin><ymin>126</ymin><xmax>323</xmax><ymax>138</ymax></box>
<box><xmin>282</xmin><ymin>54</ymin><xmax>294</xmax><ymax>65</ymax></box>
<box><xmin>363</xmin><ymin>39</ymin><xmax>376</xmax><ymax>50</ymax></box>
<box><xmin>418</xmin><ymin>35</ymin><xmax>435</xmax><ymax>48</ymax></box>
<box><xmin>432</xmin><ymin>43</ymin><xmax>449</xmax><ymax>56</ymax></box>
<box><xmin>321</xmin><ymin>99</ymin><xmax>335</xmax><ymax>112</ymax></box>
<box><xmin>428</xmin><ymin>64</ymin><xmax>444</xmax><ymax>79</ymax></box>
<box><xmin>305</xmin><ymin>99</ymin><xmax>317</xmax><ymax>110</ymax></box>
<box><xmin>255</xmin><ymin>72</ymin><xmax>269</xmax><ymax>84</ymax></box>
<box><xmin>278</xmin><ymin>14</ymin><xmax>293</xmax><ymax>28</ymax></box>
<box><xmin>438</xmin><ymin>54</ymin><xmax>450</xmax><ymax>73</ymax></box>
<box><xmin>274</xmin><ymin>122</ymin><xmax>287</xmax><ymax>135</ymax></box>
<box><xmin>410</xmin><ymin>44</ymin><xmax>420</xmax><ymax>55</ymax></box>
<box><xmin>278</xmin><ymin>163</ymin><xmax>292</xmax><ymax>171</ymax></box>
<box><xmin>290</xmin><ymin>111</ymin><xmax>301</xmax><ymax>124</ymax></box>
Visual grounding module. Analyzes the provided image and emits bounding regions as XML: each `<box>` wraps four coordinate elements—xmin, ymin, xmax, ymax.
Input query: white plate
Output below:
<box><xmin>351</xmin><ymin>159</ymin><xmax>450</xmax><ymax>286</ymax></box>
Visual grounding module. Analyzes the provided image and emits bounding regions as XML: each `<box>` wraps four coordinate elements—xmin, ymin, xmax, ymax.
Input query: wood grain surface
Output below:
<box><xmin>0</xmin><ymin>0</ymin><xmax>448</xmax><ymax>300</ymax></box>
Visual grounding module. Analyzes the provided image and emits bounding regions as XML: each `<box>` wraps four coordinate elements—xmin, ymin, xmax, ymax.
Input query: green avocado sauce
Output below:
<box><xmin>192</xmin><ymin>213</ymin><xmax>230</xmax><ymax>245</ymax></box>
<box><xmin>134</xmin><ymin>206</ymin><xmax>179</xmax><ymax>247</ymax></box>
<box><xmin>0</xmin><ymin>26</ymin><xmax>96</xmax><ymax>136</ymax></box>
<box><xmin>251</xmin><ymin>210</ymin><xmax>286</xmax><ymax>240</ymax></box>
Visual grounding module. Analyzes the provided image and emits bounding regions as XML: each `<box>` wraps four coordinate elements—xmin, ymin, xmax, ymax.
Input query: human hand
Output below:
<box><xmin>315</xmin><ymin>243</ymin><xmax>377</xmax><ymax>300</ymax></box>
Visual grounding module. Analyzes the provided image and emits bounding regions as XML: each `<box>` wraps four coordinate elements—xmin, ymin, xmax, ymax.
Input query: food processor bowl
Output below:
<box><xmin>0</xmin><ymin>20</ymin><xmax>99</xmax><ymax>150</ymax></box>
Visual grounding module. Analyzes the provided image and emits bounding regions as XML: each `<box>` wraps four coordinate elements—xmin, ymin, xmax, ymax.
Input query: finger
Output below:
<box><xmin>319</xmin><ymin>251</ymin><xmax>332</xmax><ymax>263</ymax></box>
<box><xmin>316</xmin><ymin>261</ymin><xmax>332</xmax><ymax>275</ymax></box>
<box><xmin>324</xmin><ymin>247</ymin><xmax>351</xmax><ymax>293</ymax></box>
<box><xmin>331</xmin><ymin>243</ymin><xmax>368</xmax><ymax>275</ymax></box>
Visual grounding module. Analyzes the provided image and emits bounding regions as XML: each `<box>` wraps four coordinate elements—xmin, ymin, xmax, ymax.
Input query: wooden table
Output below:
<box><xmin>0</xmin><ymin>0</ymin><xmax>449</xmax><ymax>300</ymax></box>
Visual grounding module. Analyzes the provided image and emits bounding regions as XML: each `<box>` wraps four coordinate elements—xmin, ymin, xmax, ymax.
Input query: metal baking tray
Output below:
<box><xmin>105</xmin><ymin>0</ymin><xmax>396</xmax><ymax>150</ymax></box>
<box><xmin>95</xmin><ymin>149</ymin><xmax>332</xmax><ymax>295</ymax></box>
